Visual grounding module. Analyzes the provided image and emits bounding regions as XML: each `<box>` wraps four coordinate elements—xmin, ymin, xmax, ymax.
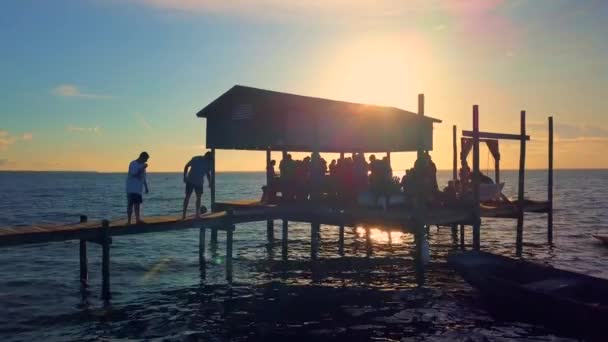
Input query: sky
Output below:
<box><xmin>1</xmin><ymin>0</ymin><xmax>607</xmax><ymax>172</ymax></box>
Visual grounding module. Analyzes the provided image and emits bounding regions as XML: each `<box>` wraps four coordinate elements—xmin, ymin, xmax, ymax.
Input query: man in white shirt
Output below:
<box><xmin>126</xmin><ymin>152</ymin><xmax>150</xmax><ymax>224</ymax></box>
<box><xmin>182</xmin><ymin>151</ymin><xmax>212</xmax><ymax>219</ymax></box>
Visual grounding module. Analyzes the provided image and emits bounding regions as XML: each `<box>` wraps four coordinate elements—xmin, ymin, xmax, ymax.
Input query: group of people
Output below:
<box><xmin>125</xmin><ymin>151</ymin><xmax>213</xmax><ymax>224</ymax></box>
<box><xmin>264</xmin><ymin>152</ymin><xmax>407</xmax><ymax>204</ymax></box>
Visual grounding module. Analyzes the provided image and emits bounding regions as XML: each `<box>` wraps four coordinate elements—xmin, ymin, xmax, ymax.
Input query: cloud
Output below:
<box><xmin>52</xmin><ymin>84</ymin><xmax>112</xmax><ymax>99</ymax></box>
<box><xmin>134</xmin><ymin>112</ymin><xmax>152</xmax><ymax>130</ymax></box>
<box><xmin>528</xmin><ymin>121</ymin><xmax>608</xmax><ymax>140</ymax></box>
<box><xmin>66</xmin><ymin>125</ymin><xmax>102</xmax><ymax>134</ymax></box>
<box><xmin>0</xmin><ymin>130</ymin><xmax>33</xmax><ymax>150</ymax></box>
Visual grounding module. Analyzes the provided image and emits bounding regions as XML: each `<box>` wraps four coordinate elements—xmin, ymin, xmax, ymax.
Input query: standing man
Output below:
<box><xmin>126</xmin><ymin>152</ymin><xmax>150</xmax><ymax>225</ymax></box>
<box><xmin>182</xmin><ymin>151</ymin><xmax>212</xmax><ymax>219</ymax></box>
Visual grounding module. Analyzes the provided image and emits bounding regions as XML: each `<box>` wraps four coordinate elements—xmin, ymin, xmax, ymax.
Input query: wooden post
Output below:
<box><xmin>495</xmin><ymin>158</ymin><xmax>500</xmax><ymax>184</ymax></box>
<box><xmin>460</xmin><ymin>224</ymin><xmax>465</xmax><ymax>249</ymax></box>
<box><xmin>452</xmin><ymin>125</ymin><xmax>458</xmax><ymax>181</ymax></box>
<box><xmin>101</xmin><ymin>219</ymin><xmax>111</xmax><ymax>301</ymax></box>
<box><xmin>365</xmin><ymin>226</ymin><xmax>372</xmax><ymax>256</ymax></box>
<box><xmin>386</xmin><ymin>152</ymin><xmax>391</xmax><ymax>165</ymax></box>
<box><xmin>548</xmin><ymin>116</ymin><xmax>554</xmax><ymax>243</ymax></box>
<box><xmin>199</xmin><ymin>225</ymin><xmax>206</xmax><ymax>268</ymax></box>
<box><xmin>266</xmin><ymin>149</ymin><xmax>274</xmax><ymax>243</ymax></box>
<box><xmin>516</xmin><ymin>111</ymin><xmax>527</xmax><ymax>255</ymax></box>
<box><xmin>338</xmin><ymin>225</ymin><xmax>345</xmax><ymax>256</ymax></box>
<box><xmin>311</xmin><ymin>222</ymin><xmax>319</xmax><ymax>260</ymax></box>
<box><xmin>282</xmin><ymin>219</ymin><xmax>288</xmax><ymax>260</ymax></box>
<box><xmin>417</xmin><ymin>94</ymin><xmax>425</xmax><ymax>159</ymax></box>
<box><xmin>226</xmin><ymin>227</ymin><xmax>234</xmax><ymax>283</ymax></box>
<box><xmin>210</xmin><ymin>148</ymin><xmax>216</xmax><ymax>210</ymax></box>
<box><xmin>472</xmin><ymin>105</ymin><xmax>481</xmax><ymax>250</ymax></box>
<box><xmin>79</xmin><ymin>215</ymin><xmax>88</xmax><ymax>286</ymax></box>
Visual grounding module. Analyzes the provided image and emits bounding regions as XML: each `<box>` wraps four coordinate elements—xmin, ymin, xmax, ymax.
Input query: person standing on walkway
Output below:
<box><xmin>127</xmin><ymin>152</ymin><xmax>150</xmax><ymax>225</ymax></box>
<box><xmin>182</xmin><ymin>151</ymin><xmax>212</xmax><ymax>219</ymax></box>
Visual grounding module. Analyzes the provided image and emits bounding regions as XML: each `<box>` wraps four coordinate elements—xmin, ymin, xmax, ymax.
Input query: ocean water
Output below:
<box><xmin>0</xmin><ymin>170</ymin><xmax>607</xmax><ymax>341</ymax></box>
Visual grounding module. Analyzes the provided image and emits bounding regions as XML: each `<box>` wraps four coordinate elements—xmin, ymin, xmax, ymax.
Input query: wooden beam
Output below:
<box><xmin>548</xmin><ymin>116</ymin><xmax>554</xmax><ymax>243</ymax></box>
<box><xmin>462</xmin><ymin>130</ymin><xmax>530</xmax><ymax>141</ymax></box>
<box><xmin>472</xmin><ymin>105</ymin><xmax>481</xmax><ymax>250</ymax></box>
<box><xmin>516</xmin><ymin>111</ymin><xmax>527</xmax><ymax>255</ymax></box>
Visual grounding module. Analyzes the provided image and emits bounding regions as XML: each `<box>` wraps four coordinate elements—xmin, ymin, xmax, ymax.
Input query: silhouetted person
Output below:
<box><xmin>127</xmin><ymin>152</ymin><xmax>150</xmax><ymax>224</ymax></box>
<box><xmin>280</xmin><ymin>154</ymin><xmax>296</xmax><ymax>200</ymax></box>
<box><xmin>182</xmin><ymin>152</ymin><xmax>212</xmax><ymax>219</ymax></box>
<box><xmin>459</xmin><ymin>159</ymin><xmax>471</xmax><ymax>186</ymax></box>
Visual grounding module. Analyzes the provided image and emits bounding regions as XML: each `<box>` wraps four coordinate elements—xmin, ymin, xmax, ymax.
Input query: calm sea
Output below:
<box><xmin>0</xmin><ymin>170</ymin><xmax>607</xmax><ymax>341</ymax></box>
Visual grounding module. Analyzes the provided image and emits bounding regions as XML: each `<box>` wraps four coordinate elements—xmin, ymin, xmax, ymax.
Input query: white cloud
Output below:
<box><xmin>134</xmin><ymin>112</ymin><xmax>152</xmax><ymax>130</ymax></box>
<box><xmin>52</xmin><ymin>84</ymin><xmax>112</xmax><ymax>99</ymax></box>
<box><xmin>66</xmin><ymin>125</ymin><xmax>102</xmax><ymax>134</ymax></box>
<box><xmin>0</xmin><ymin>130</ymin><xmax>33</xmax><ymax>150</ymax></box>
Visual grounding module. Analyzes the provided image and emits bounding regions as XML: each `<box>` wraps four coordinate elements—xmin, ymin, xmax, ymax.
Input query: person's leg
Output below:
<box><xmin>127</xmin><ymin>197</ymin><xmax>133</xmax><ymax>224</ymax></box>
<box><xmin>134</xmin><ymin>203</ymin><xmax>141</xmax><ymax>223</ymax></box>
<box><xmin>183</xmin><ymin>184</ymin><xmax>193</xmax><ymax>219</ymax></box>
<box><xmin>195</xmin><ymin>193</ymin><xmax>202</xmax><ymax>218</ymax></box>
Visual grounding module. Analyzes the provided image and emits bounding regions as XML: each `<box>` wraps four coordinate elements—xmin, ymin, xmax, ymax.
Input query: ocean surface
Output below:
<box><xmin>0</xmin><ymin>170</ymin><xmax>607</xmax><ymax>341</ymax></box>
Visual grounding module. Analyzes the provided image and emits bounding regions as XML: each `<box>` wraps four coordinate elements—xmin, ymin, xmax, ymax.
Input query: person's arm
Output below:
<box><xmin>183</xmin><ymin>160</ymin><xmax>191</xmax><ymax>183</ymax></box>
<box><xmin>144</xmin><ymin>171</ymin><xmax>149</xmax><ymax>194</ymax></box>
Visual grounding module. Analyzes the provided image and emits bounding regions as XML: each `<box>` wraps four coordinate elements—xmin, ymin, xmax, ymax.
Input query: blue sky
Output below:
<box><xmin>1</xmin><ymin>0</ymin><xmax>608</xmax><ymax>171</ymax></box>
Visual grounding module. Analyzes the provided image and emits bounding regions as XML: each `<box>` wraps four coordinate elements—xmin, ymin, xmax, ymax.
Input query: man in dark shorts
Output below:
<box><xmin>126</xmin><ymin>152</ymin><xmax>150</xmax><ymax>224</ymax></box>
<box><xmin>182</xmin><ymin>152</ymin><xmax>212</xmax><ymax>219</ymax></box>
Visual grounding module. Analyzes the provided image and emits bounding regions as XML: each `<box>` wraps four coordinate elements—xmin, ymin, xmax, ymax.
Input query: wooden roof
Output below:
<box><xmin>196</xmin><ymin>85</ymin><xmax>441</xmax><ymax>152</ymax></box>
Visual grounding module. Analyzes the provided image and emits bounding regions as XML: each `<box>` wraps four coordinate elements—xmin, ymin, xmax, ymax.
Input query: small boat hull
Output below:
<box><xmin>448</xmin><ymin>251</ymin><xmax>608</xmax><ymax>340</ymax></box>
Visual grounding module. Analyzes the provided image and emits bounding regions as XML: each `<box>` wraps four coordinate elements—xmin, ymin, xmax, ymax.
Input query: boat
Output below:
<box><xmin>448</xmin><ymin>251</ymin><xmax>608</xmax><ymax>340</ymax></box>
<box><xmin>592</xmin><ymin>234</ymin><xmax>608</xmax><ymax>245</ymax></box>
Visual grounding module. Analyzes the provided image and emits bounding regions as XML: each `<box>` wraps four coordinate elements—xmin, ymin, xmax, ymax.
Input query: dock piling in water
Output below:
<box><xmin>516</xmin><ymin>111</ymin><xmax>527</xmax><ymax>255</ymax></box>
<box><xmin>472</xmin><ymin>105</ymin><xmax>481</xmax><ymax>250</ymax></box>
<box><xmin>101</xmin><ymin>219</ymin><xmax>111</xmax><ymax>301</ymax></box>
<box><xmin>282</xmin><ymin>219</ymin><xmax>288</xmax><ymax>260</ymax></box>
<box><xmin>79</xmin><ymin>215</ymin><xmax>88</xmax><ymax>286</ymax></box>
<box><xmin>548</xmin><ymin>116</ymin><xmax>554</xmax><ymax>243</ymax></box>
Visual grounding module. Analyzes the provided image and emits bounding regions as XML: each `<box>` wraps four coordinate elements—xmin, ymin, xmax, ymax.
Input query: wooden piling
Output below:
<box><xmin>310</xmin><ymin>221</ymin><xmax>320</xmax><ymax>260</ymax></box>
<box><xmin>210</xmin><ymin>148</ymin><xmax>216</xmax><ymax>210</ymax></box>
<box><xmin>79</xmin><ymin>215</ymin><xmax>88</xmax><ymax>286</ymax></box>
<box><xmin>282</xmin><ymin>219</ymin><xmax>288</xmax><ymax>260</ymax></box>
<box><xmin>460</xmin><ymin>224</ymin><xmax>465</xmax><ymax>249</ymax></box>
<box><xmin>266</xmin><ymin>149</ymin><xmax>274</xmax><ymax>242</ymax></box>
<box><xmin>365</xmin><ymin>226</ymin><xmax>372</xmax><ymax>256</ymax></box>
<box><xmin>516</xmin><ymin>111</ymin><xmax>527</xmax><ymax>255</ymax></box>
<box><xmin>226</xmin><ymin>227</ymin><xmax>234</xmax><ymax>282</ymax></box>
<box><xmin>452</xmin><ymin>125</ymin><xmax>457</xmax><ymax>181</ymax></box>
<box><xmin>199</xmin><ymin>225</ymin><xmax>206</xmax><ymax>268</ymax></box>
<box><xmin>101</xmin><ymin>219</ymin><xmax>111</xmax><ymax>301</ymax></box>
<box><xmin>548</xmin><ymin>116</ymin><xmax>554</xmax><ymax>243</ymax></box>
<box><xmin>210</xmin><ymin>226</ymin><xmax>218</xmax><ymax>244</ymax></box>
<box><xmin>338</xmin><ymin>225</ymin><xmax>345</xmax><ymax>256</ymax></box>
<box><xmin>472</xmin><ymin>105</ymin><xmax>481</xmax><ymax>250</ymax></box>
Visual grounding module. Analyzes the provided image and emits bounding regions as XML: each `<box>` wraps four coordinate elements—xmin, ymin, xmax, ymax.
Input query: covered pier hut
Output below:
<box><xmin>196</xmin><ymin>85</ymin><xmax>472</xmax><ymax>262</ymax></box>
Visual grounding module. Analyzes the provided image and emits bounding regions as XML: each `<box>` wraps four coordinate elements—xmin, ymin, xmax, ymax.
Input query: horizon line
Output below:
<box><xmin>2</xmin><ymin>168</ymin><xmax>608</xmax><ymax>173</ymax></box>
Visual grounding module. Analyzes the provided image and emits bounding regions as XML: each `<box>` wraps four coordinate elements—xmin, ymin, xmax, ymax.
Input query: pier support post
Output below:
<box><xmin>338</xmin><ymin>225</ymin><xmax>345</xmax><ymax>256</ymax></box>
<box><xmin>210</xmin><ymin>227</ymin><xmax>218</xmax><ymax>244</ymax></box>
<box><xmin>311</xmin><ymin>221</ymin><xmax>320</xmax><ymax>260</ymax></box>
<box><xmin>472</xmin><ymin>105</ymin><xmax>481</xmax><ymax>250</ymax></box>
<box><xmin>101</xmin><ymin>219</ymin><xmax>111</xmax><ymax>301</ymax></box>
<box><xmin>460</xmin><ymin>224</ymin><xmax>465</xmax><ymax>249</ymax></box>
<box><xmin>365</xmin><ymin>226</ymin><xmax>372</xmax><ymax>256</ymax></box>
<box><xmin>282</xmin><ymin>219</ymin><xmax>288</xmax><ymax>260</ymax></box>
<box><xmin>79</xmin><ymin>215</ymin><xmax>88</xmax><ymax>286</ymax></box>
<box><xmin>548</xmin><ymin>116</ymin><xmax>554</xmax><ymax>243</ymax></box>
<box><xmin>226</xmin><ymin>227</ymin><xmax>234</xmax><ymax>283</ymax></box>
<box><xmin>210</xmin><ymin>148</ymin><xmax>216</xmax><ymax>211</ymax></box>
<box><xmin>414</xmin><ymin>224</ymin><xmax>426</xmax><ymax>286</ymax></box>
<box><xmin>266</xmin><ymin>149</ymin><xmax>274</xmax><ymax>243</ymax></box>
<box><xmin>199</xmin><ymin>225</ymin><xmax>206</xmax><ymax>269</ymax></box>
<box><xmin>516</xmin><ymin>111</ymin><xmax>527</xmax><ymax>255</ymax></box>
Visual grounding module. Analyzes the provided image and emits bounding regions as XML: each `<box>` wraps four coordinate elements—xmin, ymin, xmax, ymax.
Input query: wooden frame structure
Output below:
<box><xmin>453</xmin><ymin>107</ymin><xmax>555</xmax><ymax>254</ymax></box>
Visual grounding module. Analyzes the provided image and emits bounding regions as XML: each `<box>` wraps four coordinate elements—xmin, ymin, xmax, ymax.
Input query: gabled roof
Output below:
<box><xmin>197</xmin><ymin>85</ymin><xmax>441</xmax><ymax>123</ymax></box>
<box><xmin>196</xmin><ymin>85</ymin><xmax>441</xmax><ymax>152</ymax></box>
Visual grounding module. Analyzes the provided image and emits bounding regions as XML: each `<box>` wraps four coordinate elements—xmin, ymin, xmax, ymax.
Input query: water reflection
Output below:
<box><xmin>355</xmin><ymin>227</ymin><xmax>413</xmax><ymax>245</ymax></box>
